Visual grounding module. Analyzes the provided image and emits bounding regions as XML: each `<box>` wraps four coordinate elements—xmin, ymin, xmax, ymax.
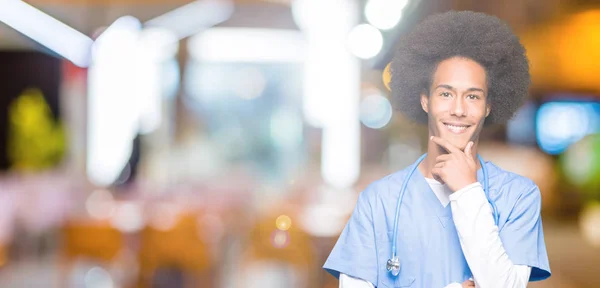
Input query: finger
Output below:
<box><xmin>434</xmin><ymin>162</ymin><xmax>445</xmax><ymax>168</ymax></box>
<box><xmin>462</xmin><ymin>280</ymin><xmax>475</xmax><ymax>287</ymax></box>
<box><xmin>435</xmin><ymin>154</ymin><xmax>452</xmax><ymax>163</ymax></box>
<box><xmin>464</xmin><ymin>141</ymin><xmax>475</xmax><ymax>160</ymax></box>
<box><xmin>430</xmin><ymin>136</ymin><xmax>461</xmax><ymax>154</ymax></box>
<box><xmin>431</xmin><ymin>167</ymin><xmax>445</xmax><ymax>184</ymax></box>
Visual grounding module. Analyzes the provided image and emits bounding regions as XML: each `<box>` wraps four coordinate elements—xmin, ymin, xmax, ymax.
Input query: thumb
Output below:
<box><xmin>464</xmin><ymin>141</ymin><xmax>474</xmax><ymax>160</ymax></box>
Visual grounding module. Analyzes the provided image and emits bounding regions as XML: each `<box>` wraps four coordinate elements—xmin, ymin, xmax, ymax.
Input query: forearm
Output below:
<box><xmin>449</xmin><ymin>183</ymin><xmax>531</xmax><ymax>288</ymax></box>
<box><xmin>340</xmin><ymin>273</ymin><xmax>375</xmax><ymax>288</ymax></box>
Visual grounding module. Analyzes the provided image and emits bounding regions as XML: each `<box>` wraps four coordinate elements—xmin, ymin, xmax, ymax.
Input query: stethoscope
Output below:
<box><xmin>386</xmin><ymin>153</ymin><xmax>498</xmax><ymax>276</ymax></box>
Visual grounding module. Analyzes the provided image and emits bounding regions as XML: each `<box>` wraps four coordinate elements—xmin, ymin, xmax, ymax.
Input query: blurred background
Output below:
<box><xmin>0</xmin><ymin>0</ymin><xmax>599</xmax><ymax>287</ymax></box>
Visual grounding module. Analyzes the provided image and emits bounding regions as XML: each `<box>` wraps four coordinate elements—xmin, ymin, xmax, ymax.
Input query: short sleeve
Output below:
<box><xmin>499</xmin><ymin>184</ymin><xmax>551</xmax><ymax>281</ymax></box>
<box><xmin>323</xmin><ymin>189</ymin><xmax>378</xmax><ymax>285</ymax></box>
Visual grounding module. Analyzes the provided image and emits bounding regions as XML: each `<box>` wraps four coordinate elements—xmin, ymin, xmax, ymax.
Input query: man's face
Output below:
<box><xmin>420</xmin><ymin>57</ymin><xmax>490</xmax><ymax>151</ymax></box>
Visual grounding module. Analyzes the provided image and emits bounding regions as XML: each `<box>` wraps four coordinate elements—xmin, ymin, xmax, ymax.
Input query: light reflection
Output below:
<box><xmin>536</xmin><ymin>101</ymin><xmax>600</xmax><ymax>155</ymax></box>
<box><xmin>148</xmin><ymin>203</ymin><xmax>181</xmax><ymax>231</ymax></box>
<box><xmin>275</xmin><ymin>215</ymin><xmax>292</xmax><ymax>231</ymax></box>
<box><xmin>580</xmin><ymin>202</ymin><xmax>600</xmax><ymax>248</ymax></box>
<box><xmin>347</xmin><ymin>24</ymin><xmax>383</xmax><ymax>59</ymax></box>
<box><xmin>360</xmin><ymin>92</ymin><xmax>393</xmax><ymax>129</ymax></box>
<box><xmin>84</xmin><ymin>266</ymin><xmax>114</xmax><ymax>288</ymax></box>
<box><xmin>271</xmin><ymin>230</ymin><xmax>290</xmax><ymax>249</ymax></box>
<box><xmin>110</xmin><ymin>202</ymin><xmax>144</xmax><ymax>233</ymax></box>
<box><xmin>85</xmin><ymin>189</ymin><xmax>115</xmax><ymax>220</ymax></box>
<box><xmin>562</xmin><ymin>135</ymin><xmax>596</xmax><ymax>186</ymax></box>
<box><xmin>365</xmin><ymin>0</ymin><xmax>409</xmax><ymax>30</ymax></box>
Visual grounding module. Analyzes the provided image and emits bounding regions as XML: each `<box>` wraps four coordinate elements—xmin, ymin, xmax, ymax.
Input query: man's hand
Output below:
<box><xmin>430</xmin><ymin>136</ymin><xmax>478</xmax><ymax>192</ymax></box>
<box><xmin>462</xmin><ymin>280</ymin><xmax>475</xmax><ymax>287</ymax></box>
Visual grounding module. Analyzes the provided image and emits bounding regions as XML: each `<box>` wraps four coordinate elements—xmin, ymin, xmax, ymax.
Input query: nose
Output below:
<box><xmin>450</xmin><ymin>96</ymin><xmax>467</xmax><ymax>117</ymax></box>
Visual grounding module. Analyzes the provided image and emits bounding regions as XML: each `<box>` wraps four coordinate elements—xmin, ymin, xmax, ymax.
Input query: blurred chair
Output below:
<box><xmin>60</xmin><ymin>220</ymin><xmax>125</xmax><ymax>287</ymax></box>
<box><xmin>236</xmin><ymin>210</ymin><xmax>318</xmax><ymax>288</ymax></box>
<box><xmin>137</xmin><ymin>212</ymin><xmax>212</xmax><ymax>288</ymax></box>
<box><xmin>0</xmin><ymin>243</ymin><xmax>6</xmax><ymax>269</ymax></box>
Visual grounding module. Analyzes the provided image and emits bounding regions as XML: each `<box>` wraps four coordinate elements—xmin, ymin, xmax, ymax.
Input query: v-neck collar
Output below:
<box><xmin>410</xmin><ymin>161</ymin><xmax>488</xmax><ymax>228</ymax></box>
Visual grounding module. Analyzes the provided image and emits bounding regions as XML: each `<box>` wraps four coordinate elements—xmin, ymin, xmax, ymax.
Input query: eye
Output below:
<box><xmin>440</xmin><ymin>92</ymin><xmax>451</xmax><ymax>98</ymax></box>
<box><xmin>467</xmin><ymin>94</ymin><xmax>480</xmax><ymax>100</ymax></box>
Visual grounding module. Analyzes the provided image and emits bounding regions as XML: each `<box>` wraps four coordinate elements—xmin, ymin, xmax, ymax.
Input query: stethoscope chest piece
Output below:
<box><xmin>386</xmin><ymin>154</ymin><xmax>494</xmax><ymax>277</ymax></box>
<box><xmin>386</xmin><ymin>256</ymin><xmax>401</xmax><ymax>276</ymax></box>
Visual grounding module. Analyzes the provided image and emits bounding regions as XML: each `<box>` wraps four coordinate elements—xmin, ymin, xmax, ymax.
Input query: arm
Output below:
<box><xmin>338</xmin><ymin>274</ymin><xmax>472</xmax><ymax>288</ymax></box>
<box><xmin>449</xmin><ymin>183</ymin><xmax>531</xmax><ymax>288</ymax></box>
<box><xmin>340</xmin><ymin>273</ymin><xmax>375</xmax><ymax>288</ymax></box>
<box><xmin>324</xmin><ymin>187</ymin><xmax>379</xmax><ymax>286</ymax></box>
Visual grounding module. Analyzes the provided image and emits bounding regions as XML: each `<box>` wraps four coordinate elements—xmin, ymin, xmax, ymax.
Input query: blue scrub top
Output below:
<box><xmin>323</xmin><ymin>160</ymin><xmax>551</xmax><ymax>288</ymax></box>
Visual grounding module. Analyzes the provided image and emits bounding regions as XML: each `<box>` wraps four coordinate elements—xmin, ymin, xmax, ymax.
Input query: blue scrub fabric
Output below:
<box><xmin>323</xmin><ymin>160</ymin><xmax>551</xmax><ymax>288</ymax></box>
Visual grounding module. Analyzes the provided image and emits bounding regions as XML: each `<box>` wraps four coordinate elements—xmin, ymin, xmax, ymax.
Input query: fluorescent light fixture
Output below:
<box><xmin>188</xmin><ymin>28</ymin><xmax>306</xmax><ymax>63</ymax></box>
<box><xmin>145</xmin><ymin>0</ymin><xmax>234</xmax><ymax>40</ymax></box>
<box><xmin>0</xmin><ymin>0</ymin><xmax>93</xmax><ymax>67</ymax></box>
<box><xmin>87</xmin><ymin>16</ymin><xmax>142</xmax><ymax>187</ymax></box>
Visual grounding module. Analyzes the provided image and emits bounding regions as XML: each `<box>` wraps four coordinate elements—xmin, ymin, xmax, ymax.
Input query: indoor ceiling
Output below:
<box><xmin>2</xmin><ymin>0</ymin><xmax>599</xmax><ymax>94</ymax></box>
<box><xmin>0</xmin><ymin>0</ymin><xmax>295</xmax><ymax>49</ymax></box>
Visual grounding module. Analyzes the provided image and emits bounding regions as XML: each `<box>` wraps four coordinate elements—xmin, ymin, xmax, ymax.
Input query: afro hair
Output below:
<box><xmin>389</xmin><ymin>11</ymin><xmax>530</xmax><ymax>125</ymax></box>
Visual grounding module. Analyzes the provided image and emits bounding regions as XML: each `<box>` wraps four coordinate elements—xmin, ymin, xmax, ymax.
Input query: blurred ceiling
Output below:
<box><xmin>0</xmin><ymin>0</ymin><xmax>569</xmax><ymax>50</ymax></box>
<box><xmin>2</xmin><ymin>0</ymin><xmax>600</xmax><ymax>94</ymax></box>
<box><xmin>0</xmin><ymin>0</ymin><xmax>295</xmax><ymax>49</ymax></box>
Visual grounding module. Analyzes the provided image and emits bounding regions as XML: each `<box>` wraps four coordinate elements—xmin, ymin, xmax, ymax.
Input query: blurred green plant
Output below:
<box><xmin>7</xmin><ymin>88</ymin><xmax>66</xmax><ymax>171</ymax></box>
<box><xmin>560</xmin><ymin>133</ymin><xmax>600</xmax><ymax>200</ymax></box>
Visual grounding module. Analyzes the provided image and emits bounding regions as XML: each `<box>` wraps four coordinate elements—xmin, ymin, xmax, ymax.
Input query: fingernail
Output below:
<box><xmin>430</xmin><ymin>136</ymin><xmax>433</xmax><ymax>140</ymax></box>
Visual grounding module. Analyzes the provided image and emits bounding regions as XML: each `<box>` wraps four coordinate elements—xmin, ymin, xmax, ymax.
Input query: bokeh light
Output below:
<box><xmin>347</xmin><ymin>24</ymin><xmax>383</xmax><ymax>59</ymax></box>
<box><xmin>382</xmin><ymin>62</ymin><xmax>392</xmax><ymax>91</ymax></box>
<box><xmin>360</xmin><ymin>92</ymin><xmax>393</xmax><ymax>129</ymax></box>
<box><xmin>85</xmin><ymin>189</ymin><xmax>115</xmax><ymax>220</ymax></box>
<box><xmin>110</xmin><ymin>202</ymin><xmax>144</xmax><ymax>233</ymax></box>
<box><xmin>270</xmin><ymin>230</ymin><xmax>290</xmax><ymax>249</ymax></box>
<box><xmin>506</xmin><ymin>101</ymin><xmax>537</xmax><ymax>146</ymax></box>
<box><xmin>365</xmin><ymin>0</ymin><xmax>408</xmax><ymax>30</ymax></box>
<box><xmin>275</xmin><ymin>214</ymin><xmax>292</xmax><ymax>231</ymax></box>
<box><xmin>561</xmin><ymin>134</ymin><xmax>600</xmax><ymax>195</ymax></box>
<box><xmin>536</xmin><ymin>101</ymin><xmax>600</xmax><ymax>154</ymax></box>
<box><xmin>580</xmin><ymin>202</ymin><xmax>600</xmax><ymax>248</ymax></box>
<box><xmin>84</xmin><ymin>266</ymin><xmax>114</xmax><ymax>288</ymax></box>
<box><xmin>148</xmin><ymin>202</ymin><xmax>180</xmax><ymax>231</ymax></box>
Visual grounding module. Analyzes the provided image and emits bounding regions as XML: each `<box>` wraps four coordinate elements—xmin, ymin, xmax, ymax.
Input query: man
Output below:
<box><xmin>323</xmin><ymin>11</ymin><xmax>551</xmax><ymax>288</ymax></box>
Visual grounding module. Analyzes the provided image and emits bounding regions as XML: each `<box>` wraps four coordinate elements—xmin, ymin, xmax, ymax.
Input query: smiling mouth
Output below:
<box><xmin>443</xmin><ymin>122</ymin><xmax>471</xmax><ymax>134</ymax></box>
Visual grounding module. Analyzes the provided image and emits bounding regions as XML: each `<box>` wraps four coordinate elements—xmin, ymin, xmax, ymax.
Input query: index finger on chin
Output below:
<box><xmin>430</xmin><ymin>136</ymin><xmax>461</xmax><ymax>154</ymax></box>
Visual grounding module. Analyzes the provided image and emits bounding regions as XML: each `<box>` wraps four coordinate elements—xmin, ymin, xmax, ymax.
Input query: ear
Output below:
<box><xmin>485</xmin><ymin>103</ymin><xmax>491</xmax><ymax>117</ymax></box>
<box><xmin>420</xmin><ymin>93</ymin><xmax>429</xmax><ymax>113</ymax></box>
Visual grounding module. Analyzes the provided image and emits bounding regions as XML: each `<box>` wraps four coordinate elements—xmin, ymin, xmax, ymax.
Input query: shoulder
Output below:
<box><xmin>358</xmin><ymin>167</ymin><xmax>411</xmax><ymax>205</ymax></box>
<box><xmin>486</xmin><ymin>162</ymin><xmax>541</xmax><ymax>206</ymax></box>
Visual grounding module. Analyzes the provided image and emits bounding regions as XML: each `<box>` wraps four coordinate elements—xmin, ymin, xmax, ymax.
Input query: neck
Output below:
<box><xmin>419</xmin><ymin>137</ymin><xmax>480</xmax><ymax>178</ymax></box>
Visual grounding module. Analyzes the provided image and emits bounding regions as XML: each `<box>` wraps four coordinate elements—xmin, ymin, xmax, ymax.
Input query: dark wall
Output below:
<box><xmin>0</xmin><ymin>51</ymin><xmax>61</xmax><ymax>170</ymax></box>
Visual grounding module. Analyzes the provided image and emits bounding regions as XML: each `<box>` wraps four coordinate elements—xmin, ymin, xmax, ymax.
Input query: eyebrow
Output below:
<box><xmin>435</xmin><ymin>84</ymin><xmax>485</xmax><ymax>93</ymax></box>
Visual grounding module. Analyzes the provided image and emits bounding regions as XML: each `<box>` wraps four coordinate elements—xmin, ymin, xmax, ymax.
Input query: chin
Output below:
<box><xmin>437</xmin><ymin>132</ymin><xmax>470</xmax><ymax>151</ymax></box>
<box><xmin>447</xmin><ymin>138</ymin><xmax>469</xmax><ymax>150</ymax></box>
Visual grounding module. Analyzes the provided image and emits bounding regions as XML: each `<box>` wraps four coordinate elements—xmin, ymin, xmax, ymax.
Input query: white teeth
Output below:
<box><xmin>445</xmin><ymin>124</ymin><xmax>468</xmax><ymax>133</ymax></box>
